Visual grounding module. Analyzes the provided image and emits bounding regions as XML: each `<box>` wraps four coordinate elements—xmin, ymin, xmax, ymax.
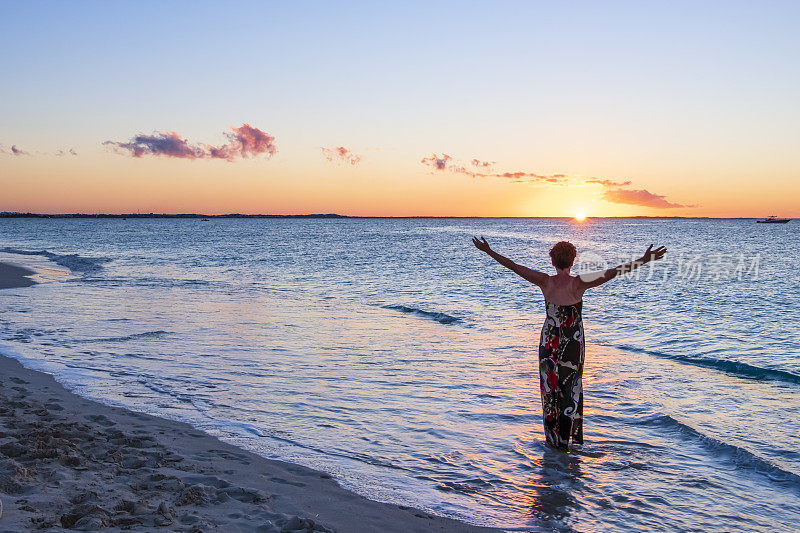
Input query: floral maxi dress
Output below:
<box><xmin>538</xmin><ymin>300</ymin><xmax>585</xmax><ymax>450</ymax></box>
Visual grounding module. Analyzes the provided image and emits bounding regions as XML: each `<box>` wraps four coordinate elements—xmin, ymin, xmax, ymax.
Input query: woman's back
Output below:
<box><xmin>541</xmin><ymin>274</ymin><xmax>583</xmax><ymax>306</ymax></box>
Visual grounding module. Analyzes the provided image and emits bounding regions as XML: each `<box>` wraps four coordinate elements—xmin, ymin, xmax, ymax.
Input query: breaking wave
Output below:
<box><xmin>381</xmin><ymin>305</ymin><xmax>463</xmax><ymax>325</ymax></box>
<box><xmin>0</xmin><ymin>247</ymin><xmax>110</xmax><ymax>274</ymax></box>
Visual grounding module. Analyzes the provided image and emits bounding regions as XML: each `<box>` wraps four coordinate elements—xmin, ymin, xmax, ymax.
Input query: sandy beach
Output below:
<box><xmin>0</xmin><ymin>266</ymin><xmax>499</xmax><ymax>532</ymax></box>
<box><xmin>0</xmin><ymin>263</ymin><xmax>36</xmax><ymax>290</ymax></box>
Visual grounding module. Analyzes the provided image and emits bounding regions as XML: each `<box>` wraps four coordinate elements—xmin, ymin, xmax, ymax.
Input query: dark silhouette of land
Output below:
<box><xmin>0</xmin><ymin>212</ymin><xmax>349</xmax><ymax>219</ymax></box>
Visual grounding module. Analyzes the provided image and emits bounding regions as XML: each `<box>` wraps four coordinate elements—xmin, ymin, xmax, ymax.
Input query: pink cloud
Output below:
<box><xmin>601</xmin><ymin>188</ymin><xmax>687</xmax><ymax>208</ymax></box>
<box><xmin>496</xmin><ymin>171</ymin><xmax>563</xmax><ymax>182</ymax></box>
<box><xmin>591</xmin><ymin>177</ymin><xmax>688</xmax><ymax>208</ymax></box>
<box><xmin>322</xmin><ymin>146</ymin><xmax>362</xmax><ymax>165</ymax></box>
<box><xmin>586</xmin><ymin>178</ymin><xmax>632</xmax><ymax>187</ymax></box>
<box><xmin>56</xmin><ymin>148</ymin><xmax>79</xmax><ymax>156</ymax></box>
<box><xmin>219</xmin><ymin>123</ymin><xmax>277</xmax><ymax>160</ymax></box>
<box><xmin>421</xmin><ymin>153</ymin><xmax>454</xmax><ymax>171</ymax></box>
<box><xmin>7</xmin><ymin>145</ymin><xmax>30</xmax><ymax>156</ymax></box>
<box><xmin>471</xmin><ymin>158</ymin><xmax>494</xmax><ymax>169</ymax></box>
<box><xmin>104</xmin><ymin>124</ymin><xmax>276</xmax><ymax>161</ymax></box>
<box><xmin>421</xmin><ymin>153</ymin><xmax>570</xmax><ymax>183</ymax></box>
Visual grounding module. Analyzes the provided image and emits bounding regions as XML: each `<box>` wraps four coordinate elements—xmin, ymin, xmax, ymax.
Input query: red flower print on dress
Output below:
<box><xmin>547</xmin><ymin>369</ymin><xmax>559</xmax><ymax>391</ymax></box>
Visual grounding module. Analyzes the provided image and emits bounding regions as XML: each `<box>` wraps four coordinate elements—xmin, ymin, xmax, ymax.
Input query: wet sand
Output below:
<box><xmin>0</xmin><ymin>263</ymin><xmax>37</xmax><ymax>289</ymax></box>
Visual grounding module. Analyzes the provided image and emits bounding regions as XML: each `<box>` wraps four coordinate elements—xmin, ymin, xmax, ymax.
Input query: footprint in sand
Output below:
<box><xmin>44</xmin><ymin>401</ymin><xmax>64</xmax><ymax>411</ymax></box>
<box><xmin>84</xmin><ymin>414</ymin><xmax>115</xmax><ymax>427</ymax></box>
<box><xmin>181</xmin><ymin>474</ymin><xmax>231</xmax><ymax>489</ymax></box>
<box><xmin>267</xmin><ymin>476</ymin><xmax>306</xmax><ymax>488</ymax></box>
<box><xmin>207</xmin><ymin>448</ymin><xmax>251</xmax><ymax>464</ymax></box>
<box><xmin>217</xmin><ymin>485</ymin><xmax>268</xmax><ymax>503</ymax></box>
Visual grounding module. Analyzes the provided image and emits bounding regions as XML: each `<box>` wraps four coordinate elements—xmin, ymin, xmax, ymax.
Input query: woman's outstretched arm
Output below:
<box><xmin>578</xmin><ymin>244</ymin><xmax>666</xmax><ymax>290</ymax></box>
<box><xmin>472</xmin><ymin>236</ymin><xmax>548</xmax><ymax>287</ymax></box>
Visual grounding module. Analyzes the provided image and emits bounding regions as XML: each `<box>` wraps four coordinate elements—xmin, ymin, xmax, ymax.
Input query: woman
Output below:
<box><xmin>472</xmin><ymin>237</ymin><xmax>666</xmax><ymax>450</ymax></box>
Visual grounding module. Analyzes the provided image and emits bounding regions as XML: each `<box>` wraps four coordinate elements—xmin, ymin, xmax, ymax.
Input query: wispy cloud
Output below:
<box><xmin>585</xmin><ymin>178</ymin><xmax>631</xmax><ymax>187</ymax></box>
<box><xmin>420</xmin><ymin>153</ymin><xmax>569</xmax><ymax>184</ymax></box>
<box><xmin>3</xmin><ymin>145</ymin><xmax>79</xmax><ymax>157</ymax></box>
<box><xmin>0</xmin><ymin>144</ymin><xmax>30</xmax><ymax>156</ymax></box>
<box><xmin>104</xmin><ymin>124</ymin><xmax>276</xmax><ymax>161</ymax></box>
<box><xmin>321</xmin><ymin>146</ymin><xmax>362</xmax><ymax>165</ymax></box>
<box><xmin>421</xmin><ymin>152</ymin><xmax>688</xmax><ymax>208</ymax></box>
<box><xmin>600</xmin><ymin>188</ymin><xmax>687</xmax><ymax>208</ymax></box>
<box><xmin>495</xmin><ymin>171</ymin><xmax>567</xmax><ymax>183</ymax></box>
<box><xmin>421</xmin><ymin>153</ymin><xmax>454</xmax><ymax>171</ymax></box>
<box><xmin>471</xmin><ymin>158</ymin><xmax>494</xmax><ymax>169</ymax></box>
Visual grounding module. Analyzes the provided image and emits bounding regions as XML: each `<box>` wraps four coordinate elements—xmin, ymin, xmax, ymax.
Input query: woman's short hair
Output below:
<box><xmin>550</xmin><ymin>241</ymin><xmax>577</xmax><ymax>269</ymax></box>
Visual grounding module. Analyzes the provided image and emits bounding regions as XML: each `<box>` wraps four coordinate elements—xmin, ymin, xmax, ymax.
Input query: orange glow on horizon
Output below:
<box><xmin>1</xmin><ymin>152</ymin><xmax>799</xmax><ymax>218</ymax></box>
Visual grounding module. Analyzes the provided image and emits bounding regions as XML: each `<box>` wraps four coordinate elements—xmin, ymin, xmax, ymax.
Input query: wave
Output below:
<box><xmin>381</xmin><ymin>305</ymin><xmax>462</xmax><ymax>325</ymax></box>
<box><xmin>609</xmin><ymin>343</ymin><xmax>800</xmax><ymax>385</ymax></box>
<box><xmin>0</xmin><ymin>247</ymin><xmax>110</xmax><ymax>274</ymax></box>
<box><xmin>208</xmin><ymin>417</ymin><xmax>414</xmax><ymax>474</ymax></box>
<box><xmin>79</xmin><ymin>330</ymin><xmax>170</xmax><ymax>343</ymax></box>
<box><xmin>80</xmin><ymin>277</ymin><xmax>213</xmax><ymax>289</ymax></box>
<box><xmin>639</xmin><ymin>414</ymin><xmax>800</xmax><ymax>490</ymax></box>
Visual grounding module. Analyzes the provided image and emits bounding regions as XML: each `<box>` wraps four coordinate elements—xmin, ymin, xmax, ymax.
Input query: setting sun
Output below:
<box><xmin>574</xmin><ymin>212</ymin><xmax>587</xmax><ymax>221</ymax></box>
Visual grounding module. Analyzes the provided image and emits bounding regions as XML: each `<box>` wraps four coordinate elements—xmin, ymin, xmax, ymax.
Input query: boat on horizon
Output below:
<box><xmin>756</xmin><ymin>215</ymin><xmax>791</xmax><ymax>223</ymax></box>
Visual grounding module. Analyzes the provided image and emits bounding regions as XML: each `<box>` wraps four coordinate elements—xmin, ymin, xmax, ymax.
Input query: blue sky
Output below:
<box><xmin>2</xmin><ymin>1</ymin><xmax>799</xmax><ymax>215</ymax></box>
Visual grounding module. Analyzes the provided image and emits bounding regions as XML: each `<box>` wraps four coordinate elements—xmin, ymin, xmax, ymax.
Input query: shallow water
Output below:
<box><xmin>0</xmin><ymin>217</ymin><xmax>798</xmax><ymax>531</ymax></box>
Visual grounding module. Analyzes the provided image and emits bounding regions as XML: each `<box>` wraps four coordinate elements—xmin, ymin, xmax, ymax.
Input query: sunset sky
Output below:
<box><xmin>1</xmin><ymin>1</ymin><xmax>798</xmax><ymax>217</ymax></box>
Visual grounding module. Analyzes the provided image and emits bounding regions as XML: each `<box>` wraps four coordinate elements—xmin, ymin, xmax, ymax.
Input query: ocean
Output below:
<box><xmin>0</xmin><ymin>217</ymin><xmax>798</xmax><ymax>531</ymax></box>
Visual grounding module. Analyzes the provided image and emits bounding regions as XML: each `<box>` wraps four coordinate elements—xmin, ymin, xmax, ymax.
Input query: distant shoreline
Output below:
<box><xmin>0</xmin><ymin>212</ymin><xmax>350</xmax><ymax>219</ymax></box>
<box><xmin>0</xmin><ymin>212</ymin><xmax>783</xmax><ymax>220</ymax></box>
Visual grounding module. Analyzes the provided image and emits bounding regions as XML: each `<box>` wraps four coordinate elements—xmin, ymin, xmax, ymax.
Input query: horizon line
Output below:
<box><xmin>0</xmin><ymin>212</ymin><xmax>791</xmax><ymax>220</ymax></box>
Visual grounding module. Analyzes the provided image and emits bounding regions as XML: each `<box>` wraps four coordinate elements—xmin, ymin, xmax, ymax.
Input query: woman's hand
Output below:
<box><xmin>580</xmin><ymin>244</ymin><xmax>667</xmax><ymax>290</ymax></box>
<box><xmin>639</xmin><ymin>244</ymin><xmax>667</xmax><ymax>264</ymax></box>
<box><xmin>472</xmin><ymin>236</ymin><xmax>491</xmax><ymax>253</ymax></box>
